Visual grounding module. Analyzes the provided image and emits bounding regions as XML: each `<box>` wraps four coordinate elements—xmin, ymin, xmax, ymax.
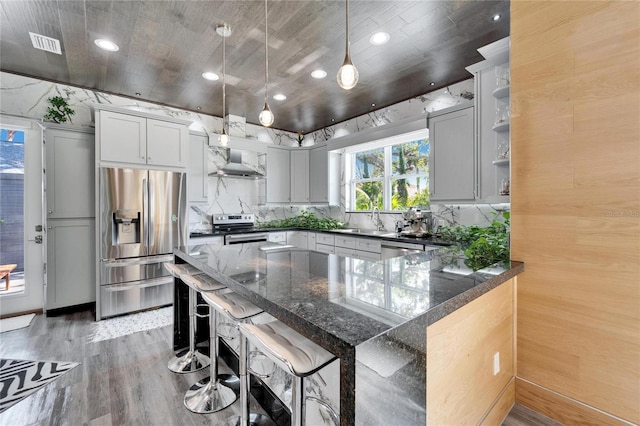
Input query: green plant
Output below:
<box><xmin>439</xmin><ymin>211</ymin><xmax>510</xmax><ymax>271</ymax></box>
<box><xmin>257</xmin><ymin>210</ymin><xmax>346</xmax><ymax>230</ymax></box>
<box><xmin>43</xmin><ymin>96</ymin><xmax>75</xmax><ymax>123</ymax></box>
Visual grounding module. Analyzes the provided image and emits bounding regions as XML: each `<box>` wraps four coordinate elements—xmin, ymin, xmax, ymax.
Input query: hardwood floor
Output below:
<box><xmin>0</xmin><ymin>310</ymin><xmax>562</xmax><ymax>425</ymax></box>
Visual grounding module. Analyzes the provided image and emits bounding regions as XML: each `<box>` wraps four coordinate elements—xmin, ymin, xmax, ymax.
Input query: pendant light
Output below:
<box><xmin>259</xmin><ymin>0</ymin><xmax>274</xmax><ymax>127</ymax></box>
<box><xmin>217</xmin><ymin>23</ymin><xmax>231</xmax><ymax>146</ymax></box>
<box><xmin>337</xmin><ymin>0</ymin><xmax>359</xmax><ymax>90</ymax></box>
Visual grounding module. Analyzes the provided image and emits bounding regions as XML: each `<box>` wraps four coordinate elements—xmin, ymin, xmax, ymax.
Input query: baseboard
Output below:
<box><xmin>515</xmin><ymin>377</ymin><xmax>634</xmax><ymax>426</ymax></box>
<box><xmin>480</xmin><ymin>377</ymin><xmax>515</xmax><ymax>425</ymax></box>
<box><xmin>0</xmin><ymin>308</ymin><xmax>43</xmax><ymax>319</ymax></box>
<box><xmin>46</xmin><ymin>302</ymin><xmax>95</xmax><ymax>317</ymax></box>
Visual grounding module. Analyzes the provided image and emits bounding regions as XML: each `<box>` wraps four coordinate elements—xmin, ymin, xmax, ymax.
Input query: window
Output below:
<box><xmin>348</xmin><ymin>130</ymin><xmax>429</xmax><ymax>211</ymax></box>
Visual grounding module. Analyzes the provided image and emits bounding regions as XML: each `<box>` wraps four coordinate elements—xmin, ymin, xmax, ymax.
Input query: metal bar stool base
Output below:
<box><xmin>224</xmin><ymin>413</ymin><xmax>277</xmax><ymax>426</ymax></box>
<box><xmin>167</xmin><ymin>348</ymin><xmax>210</xmax><ymax>374</ymax></box>
<box><xmin>184</xmin><ymin>374</ymin><xmax>240</xmax><ymax>413</ymax></box>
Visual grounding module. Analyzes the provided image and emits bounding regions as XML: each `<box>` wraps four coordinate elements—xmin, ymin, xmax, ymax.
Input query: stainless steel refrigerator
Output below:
<box><xmin>97</xmin><ymin>167</ymin><xmax>186</xmax><ymax>319</ymax></box>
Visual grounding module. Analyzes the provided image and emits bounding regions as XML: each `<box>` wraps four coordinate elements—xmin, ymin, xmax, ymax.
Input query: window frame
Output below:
<box><xmin>346</xmin><ymin>129</ymin><xmax>429</xmax><ymax>212</ymax></box>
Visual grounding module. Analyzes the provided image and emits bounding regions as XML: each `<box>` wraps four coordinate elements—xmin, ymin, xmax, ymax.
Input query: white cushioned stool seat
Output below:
<box><xmin>201</xmin><ymin>291</ymin><xmax>262</xmax><ymax>321</ymax></box>
<box><xmin>239</xmin><ymin>321</ymin><xmax>336</xmax><ymax>377</ymax></box>
<box><xmin>182</xmin><ymin>274</ymin><xmax>226</xmax><ymax>293</ymax></box>
<box><xmin>163</xmin><ymin>263</ymin><xmax>203</xmax><ymax>280</ymax></box>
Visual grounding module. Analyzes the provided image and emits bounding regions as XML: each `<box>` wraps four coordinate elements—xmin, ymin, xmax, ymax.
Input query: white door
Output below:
<box><xmin>0</xmin><ymin>116</ymin><xmax>45</xmax><ymax>315</ymax></box>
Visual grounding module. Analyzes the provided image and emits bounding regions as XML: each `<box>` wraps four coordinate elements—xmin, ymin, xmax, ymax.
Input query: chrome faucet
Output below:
<box><xmin>370</xmin><ymin>206</ymin><xmax>385</xmax><ymax>231</ymax></box>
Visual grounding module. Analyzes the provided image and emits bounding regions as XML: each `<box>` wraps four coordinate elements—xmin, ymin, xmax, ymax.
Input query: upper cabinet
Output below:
<box><xmin>429</xmin><ymin>104</ymin><xmax>476</xmax><ymax>202</ymax></box>
<box><xmin>290</xmin><ymin>150</ymin><xmax>310</xmax><ymax>203</ymax></box>
<box><xmin>266</xmin><ymin>146</ymin><xmax>291</xmax><ymax>203</ymax></box>
<box><xmin>96</xmin><ymin>107</ymin><xmax>189</xmax><ymax>169</ymax></box>
<box><xmin>266</xmin><ymin>145</ymin><xmax>340</xmax><ymax>205</ymax></box>
<box><xmin>188</xmin><ymin>132</ymin><xmax>208</xmax><ymax>203</ymax></box>
<box><xmin>45</xmin><ymin>127</ymin><xmax>95</xmax><ymax>218</ymax></box>
<box><xmin>466</xmin><ymin>36</ymin><xmax>510</xmax><ymax>203</ymax></box>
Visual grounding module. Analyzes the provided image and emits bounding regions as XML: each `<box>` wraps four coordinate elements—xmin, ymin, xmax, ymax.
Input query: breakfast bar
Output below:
<box><xmin>173</xmin><ymin>241</ymin><xmax>524</xmax><ymax>425</ymax></box>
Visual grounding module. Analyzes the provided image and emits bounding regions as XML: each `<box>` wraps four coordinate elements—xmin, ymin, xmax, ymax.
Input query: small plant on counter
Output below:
<box><xmin>438</xmin><ymin>211</ymin><xmax>510</xmax><ymax>271</ymax></box>
<box><xmin>258</xmin><ymin>210</ymin><xmax>346</xmax><ymax>230</ymax></box>
<box><xmin>43</xmin><ymin>96</ymin><xmax>75</xmax><ymax>123</ymax></box>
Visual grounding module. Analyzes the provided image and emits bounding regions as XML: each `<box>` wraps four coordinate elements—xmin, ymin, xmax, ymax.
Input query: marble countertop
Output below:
<box><xmin>174</xmin><ymin>241</ymin><xmax>523</xmax><ymax>354</ymax></box>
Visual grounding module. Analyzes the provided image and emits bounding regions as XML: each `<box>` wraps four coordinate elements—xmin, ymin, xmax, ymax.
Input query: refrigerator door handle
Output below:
<box><xmin>148</xmin><ymin>178</ymin><xmax>155</xmax><ymax>247</ymax></box>
<box><xmin>142</xmin><ymin>177</ymin><xmax>148</xmax><ymax>251</ymax></box>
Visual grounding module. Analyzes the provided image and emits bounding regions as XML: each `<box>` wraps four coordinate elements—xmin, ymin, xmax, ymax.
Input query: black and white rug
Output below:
<box><xmin>0</xmin><ymin>359</ymin><xmax>79</xmax><ymax>413</ymax></box>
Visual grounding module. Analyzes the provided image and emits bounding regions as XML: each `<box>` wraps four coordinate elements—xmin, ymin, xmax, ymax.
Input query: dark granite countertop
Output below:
<box><xmin>174</xmin><ymin>241</ymin><xmax>523</xmax><ymax>353</ymax></box>
<box><xmin>190</xmin><ymin>227</ymin><xmax>453</xmax><ymax>248</ymax></box>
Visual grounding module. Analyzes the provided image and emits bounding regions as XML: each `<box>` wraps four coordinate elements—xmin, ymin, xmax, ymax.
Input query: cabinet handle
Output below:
<box><xmin>48</xmin><ymin>210</ymin><xmax>52</xmax><ymax>215</ymax></box>
<box><xmin>48</xmin><ymin>226</ymin><xmax>52</xmax><ymax>230</ymax></box>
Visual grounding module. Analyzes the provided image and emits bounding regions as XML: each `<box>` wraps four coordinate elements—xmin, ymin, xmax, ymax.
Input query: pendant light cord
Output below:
<box><xmin>264</xmin><ymin>0</ymin><xmax>269</xmax><ymax>103</ymax></box>
<box><xmin>222</xmin><ymin>26</ymin><xmax>226</xmax><ymax>134</ymax></box>
<box><xmin>345</xmin><ymin>0</ymin><xmax>350</xmax><ymax>55</ymax></box>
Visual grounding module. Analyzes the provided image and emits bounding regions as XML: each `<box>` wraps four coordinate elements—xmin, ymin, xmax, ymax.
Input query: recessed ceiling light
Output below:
<box><xmin>430</xmin><ymin>82</ymin><xmax>435</xmax><ymax>86</ymax></box>
<box><xmin>135</xmin><ymin>92</ymin><xmax>141</xmax><ymax>96</ymax></box>
<box><xmin>369</xmin><ymin>32</ymin><xmax>390</xmax><ymax>45</ymax></box>
<box><xmin>311</xmin><ymin>69</ymin><xmax>327</xmax><ymax>79</ymax></box>
<box><xmin>492</xmin><ymin>14</ymin><xmax>501</xmax><ymax>21</ymax></box>
<box><xmin>371</xmin><ymin>103</ymin><xmax>376</xmax><ymax>107</ymax></box>
<box><xmin>202</xmin><ymin>72</ymin><xmax>219</xmax><ymax>81</ymax></box>
<box><xmin>196</xmin><ymin>106</ymin><xmax>201</xmax><ymax>110</ymax></box>
<box><xmin>94</xmin><ymin>39</ymin><xmax>119</xmax><ymax>52</ymax></box>
<box><xmin>331</xmin><ymin>118</ymin><xmax>335</xmax><ymax>122</ymax></box>
<box><xmin>273</xmin><ymin>94</ymin><xmax>287</xmax><ymax>101</ymax></box>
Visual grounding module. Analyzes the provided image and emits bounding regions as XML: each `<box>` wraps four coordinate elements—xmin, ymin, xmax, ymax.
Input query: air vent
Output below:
<box><xmin>29</xmin><ymin>32</ymin><xmax>62</xmax><ymax>55</ymax></box>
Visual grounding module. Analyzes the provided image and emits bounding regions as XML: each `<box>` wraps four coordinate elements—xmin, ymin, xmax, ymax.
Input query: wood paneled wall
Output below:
<box><xmin>510</xmin><ymin>1</ymin><xmax>640</xmax><ymax>424</ymax></box>
<box><xmin>427</xmin><ymin>279</ymin><xmax>516</xmax><ymax>425</ymax></box>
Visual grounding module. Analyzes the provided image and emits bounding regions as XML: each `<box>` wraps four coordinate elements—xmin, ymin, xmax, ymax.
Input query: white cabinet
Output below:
<box><xmin>290</xmin><ymin>150</ymin><xmax>310</xmax><ymax>203</ymax></box>
<box><xmin>287</xmin><ymin>231</ymin><xmax>308</xmax><ymax>249</ymax></box>
<box><xmin>188</xmin><ymin>132</ymin><xmax>208</xmax><ymax>203</ymax></box>
<box><xmin>307</xmin><ymin>232</ymin><xmax>317</xmax><ymax>251</ymax></box>
<box><xmin>46</xmin><ymin>219</ymin><xmax>95</xmax><ymax>310</ymax></box>
<box><xmin>268</xmin><ymin>232</ymin><xmax>287</xmax><ymax>243</ymax></box>
<box><xmin>45</xmin><ymin>128</ymin><xmax>95</xmax><ymax>219</ymax></box>
<box><xmin>467</xmin><ymin>36</ymin><xmax>510</xmax><ymax>203</ymax></box>
<box><xmin>98</xmin><ymin>109</ymin><xmax>189</xmax><ymax>168</ymax></box>
<box><xmin>266</xmin><ymin>147</ymin><xmax>291</xmax><ymax>203</ymax></box>
<box><xmin>309</xmin><ymin>146</ymin><xmax>340</xmax><ymax>205</ymax></box>
<box><xmin>429</xmin><ymin>105</ymin><xmax>476</xmax><ymax>202</ymax></box>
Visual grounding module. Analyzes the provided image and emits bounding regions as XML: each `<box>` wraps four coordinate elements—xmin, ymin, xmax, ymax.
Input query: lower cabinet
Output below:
<box><xmin>46</xmin><ymin>219</ymin><xmax>96</xmax><ymax>310</ymax></box>
<box><xmin>287</xmin><ymin>231</ymin><xmax>308</xmax><ymax>249</ymax></box>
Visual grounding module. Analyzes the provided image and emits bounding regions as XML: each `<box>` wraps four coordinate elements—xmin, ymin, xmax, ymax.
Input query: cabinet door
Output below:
<box><xmin>309</xmin><ymin>146</ymin><xmax>328</xmax><ymax>203</ymax></box>
<box><xmin>266</xmin><ymin>147</ymin><xmax>291</xmax><ymax>203</ymax></box>
<box><xmin>46</xmin><ymin>219</ymin><xmax>96</xmax><ymax>310</ymax></box>
<box><xmin>290</xmin><ymin>150</ymin><xmax>310</xmax><ymax>203</ymax></box>
<box><xmin>188</xmin><ymin>134</ymin><xmax>208</xmax><ymax>203</ymax></box>
<box><xmin>287</xmin><ymin>231</ymin><xmax>308</xmax><ymax>249</ymax></box>
<box><xmin>429</xmin><ymin>106</ymin><xmax>476</xmax><ymax>201</ymax></box>
<box><xmin>146</xmin><ymin>119</ymin><xmax>189</xmax><ymax>168</ymax></box>
<box><xmin>99</xmin><ymin>111</ymin><xmax>147</xmax><ymax>165</ymax></box>
<box><xmin>45</xmin><ymin>129</ymin><xmax>95</xmax><ymax>218</ymax></box>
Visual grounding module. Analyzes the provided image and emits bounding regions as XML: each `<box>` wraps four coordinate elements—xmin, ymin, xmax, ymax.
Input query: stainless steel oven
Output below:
<box><xmin>225</xmin><ymin>232</ymin><xmax>268</xmax><ymax>245</ymax></box>
<box><xmin>212</xmin><ymin>213</ymin><xmax>268</xmax><ymax>245</ymax></box>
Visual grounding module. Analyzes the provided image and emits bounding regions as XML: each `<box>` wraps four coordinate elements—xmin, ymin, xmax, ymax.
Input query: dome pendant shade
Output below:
<box><xmin>337</xmin><ymin>52</ymin><xmax>359</xmax><ymax>90</ymax></box>
<box><xmin>259</xmin><ymin>102</ymin><xmax>274</xmax><ymax>127</ymax></box>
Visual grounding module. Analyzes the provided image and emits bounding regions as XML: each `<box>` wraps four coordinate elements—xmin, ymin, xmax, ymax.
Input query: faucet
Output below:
<box><xmin>370</xmin><ymin>206</ymin><xmax>385</xmax><ymax>231</ymax></box>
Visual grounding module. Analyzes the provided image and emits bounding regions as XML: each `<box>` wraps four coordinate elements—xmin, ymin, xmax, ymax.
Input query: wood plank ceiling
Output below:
<box><xmin>0</xmin><ymin>0</ymin><xmax>510</xmax><ymax>133</ymax></box>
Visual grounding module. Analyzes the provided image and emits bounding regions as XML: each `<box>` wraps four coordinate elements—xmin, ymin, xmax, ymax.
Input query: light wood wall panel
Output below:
<box><xmin>427</xmin><ymin>279</ymin><xmax>515</xmax><ymax>425</ymax></box>
<box><xmin>510</xmin><ymin>1</ymin><xmax>640</xmax><ymax>423</ymax></box>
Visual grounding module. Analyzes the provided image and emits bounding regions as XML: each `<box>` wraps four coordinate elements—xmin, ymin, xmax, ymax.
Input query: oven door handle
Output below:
<box><xmin>225</xmin><ymin>233</ymin><xmax>269</xmax><ymax>244</ymax></box>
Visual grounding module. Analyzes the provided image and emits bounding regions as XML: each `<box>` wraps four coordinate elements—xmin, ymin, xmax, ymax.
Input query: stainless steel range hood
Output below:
<box><xmin>210</xmin><ymin>148</ymin><xmax>264</xmax><ymax>179</ymax></box>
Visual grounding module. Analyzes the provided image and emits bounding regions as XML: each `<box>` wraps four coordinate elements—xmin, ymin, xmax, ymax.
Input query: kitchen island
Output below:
<box><xmin>173</xmin><ymin>241</ymin><xmax>523</xmax><ymax>425</ymax></box>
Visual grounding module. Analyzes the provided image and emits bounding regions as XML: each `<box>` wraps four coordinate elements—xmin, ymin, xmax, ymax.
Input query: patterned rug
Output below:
<box><xmin>88</xmin><ymin>307</ymin><xmax>173</xmax><ymax>343</ymax></box>
<box><xmin>0</xmin><ymin>359</ymin><xmax>79</xmax><ymax>413</ymax></box>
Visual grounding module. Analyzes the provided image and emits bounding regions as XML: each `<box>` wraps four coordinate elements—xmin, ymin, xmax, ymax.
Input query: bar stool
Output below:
<box><xmin>164</xmin><ymin>262</ymin><xmax>210</xmax><ymax>373</ymax></box>
<box><xmin>200</xmin><ymin>291</ymin><xmax>276</xmax><ymax>426</ymax></box>
<box><xmin>180</xmin><ymin>274</ymin><xmax>240</xmax><ymax>413</ymax></box>
<box><xmin>238</xmin><ymin>321</ymin><xmax>339</xmax><ymax>426</ymax></box>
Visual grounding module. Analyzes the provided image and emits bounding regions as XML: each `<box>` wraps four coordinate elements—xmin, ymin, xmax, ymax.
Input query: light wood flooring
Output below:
<box><xmin>0</xmin><ymin>310</ymin><xmax>563</xmax><ymax>426</ymax></box>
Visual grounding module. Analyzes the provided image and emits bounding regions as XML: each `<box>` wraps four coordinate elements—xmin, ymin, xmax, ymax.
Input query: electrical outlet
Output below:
<box><xmin>493</xmin><ymin>352</ymin><xmax>500</xmax><ymax>375</ymax></box>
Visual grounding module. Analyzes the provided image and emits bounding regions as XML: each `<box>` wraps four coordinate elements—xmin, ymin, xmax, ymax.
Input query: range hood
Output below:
<box><xmin>210</xmin><ymin>148</ymin><xmax>265</xmax><ymax>179</ymax></box>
